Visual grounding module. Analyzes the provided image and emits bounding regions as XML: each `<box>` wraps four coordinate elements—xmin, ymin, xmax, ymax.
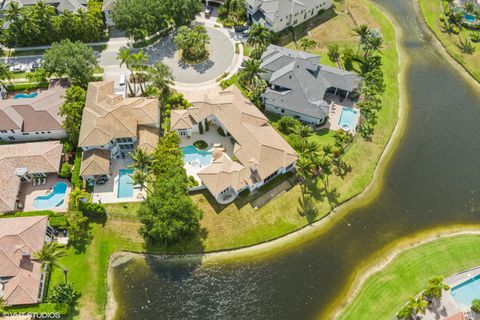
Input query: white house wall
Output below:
<box><xmin>265</xmin><ymin>103</ymin><xmax>324</xmax><ymax>125</ymax></box>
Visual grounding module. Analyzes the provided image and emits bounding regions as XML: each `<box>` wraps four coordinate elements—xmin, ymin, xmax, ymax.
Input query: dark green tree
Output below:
<box><xmin>59</xmin><ymin>86</ymin><xmax>86</xmax><ymax>146</ymax></box>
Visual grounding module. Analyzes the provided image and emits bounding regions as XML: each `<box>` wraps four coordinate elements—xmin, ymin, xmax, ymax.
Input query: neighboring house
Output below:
<box><xmin>0</xmin><ymin>81</ymin><xmax>68</xmax><ymax>143</ymax></box>
<box><xmin>245</xmin><ymin>0</ymin><xmax>333</xmax><ymax>32</ymax></box>
<box><xmin>0</xmin><ymin>216</ymin><xmax>53</xmax><ymax>306</ymax></box>
<box><xmin>0</xmin><ymin>141</ymin><xmax>63</xmax><ymax>213</ymax></box>
<box><xmin>102</xmin><ymin>0</ymin><xmax>115</xmax><ymax>26</ymax></box>
<box><xmin>2</xmin><ymin>0</ymin><xmax>87</xmax><ymax>13</ymax></box>
<box><xmin>78</xmin><ymin>81</ymin><xmax>159</xmax><ymax>183</ymax></box>
<box><xmin>260</xmin><ymin>45</ymin><xmax>362</xmax><ymax>125</ymax></box>
<box><xmin>170</xmin><ymin>86</ymin><xmax>298</xmax><ymax>204</ymax></box>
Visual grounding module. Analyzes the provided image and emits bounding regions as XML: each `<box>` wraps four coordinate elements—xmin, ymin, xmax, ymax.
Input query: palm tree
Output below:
<box><xmin>363</xmin><ymin>31</ymin><xmax>384</xmax><ymax>58</ymax></box>
<box><xmin>295</xmin><ymin>125</ymin><xmax>314</xmax><ymax>140</ymax></box>
<box><xmin>423</xmin><ymin>276</ymin><xmax>450</xmax><ymax>301</ymax></box>
<box><xmin>409</xmin><ymin>296</ymin><xmax>428</xmax><ymax>315</ymax></box>
<box><xmin>247</xmin><ymin>24</ymin><xmax>272</xmax><ymax>50</ymax></box>
<box><xmin>128</xmin><ymin>147</ymin><xmax>153</xmax><ymax>172</ymax></box>
<box><xmin>129</xmin><ymin>169</ymin><xmax>151</xmax><ymax>193</ymax></box>
<box><xmin>296</xmin><ymin>156</ymin><xmax>314</xmax><ymax>188</ymax></box>
<box><xmin>0</xmin><ymin>62</ymin><xmax>12</xmax><ymax>87</ymax></box>
<box><xmin>4</xmin><ymin>1</ymin><xmax>21</xmax><ymax>23</ymax></box>
<box><xmin>352</xmin><ymin>24</ymin><xmax>370</xmax><ymax>54</ymax></box>
<box><xmin>117</xmin><ymin>47</ymin><xmax>135</xmax><ymax>96</ymax></box>
<box><xmin>34</xmin><ymin>242</ymin><xmax>68</xmax><ymax>280</ymax></box>
<box><xmin>130</xmin><ymin>50</ymin><xmax>149</xmax><ymax>95</ymax></box>
<box><xmin>147</xmin><ymin>62</ymin><xmax>174</xmax><ymax>97</ymax></box>
<box><xmin>68</xmin><ymin>187</ymin><xmax>90</xmax><ymax>210</ymax></box>
<box><xmin>239</xmin><ymin>59</ymin><xmax>265</xmax><ymax>89</ymax></box>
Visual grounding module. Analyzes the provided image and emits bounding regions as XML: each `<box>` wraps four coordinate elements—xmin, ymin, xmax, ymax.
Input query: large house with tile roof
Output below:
<box><xmin>0</xmin><ymin>141</ymin><xmax>63</xmax><ymax>213</ymax></box>
<box><xmin>260</xmin><ymin>45</ymin><xmax>362</xmax><ymax>125</ymax></box>
<box><xmin>77</xmin><ymin>81</ymin><xmax>159</xmax><ymax>183</ymax></box>
<box><xmin>246</xmin><ymin>0</ymin><xmax>333</xmax><ymax>32</ymax></box>
<box><xmin>0</xmin><ymin>81</ymin><xmax>67</xmax><ymax>143</ymax></box>
<box><xmin>170</xmin><ymin>86</ymin><xmax>297</xmax><ymax>204</ymax></box>
<box><xmin>0</xmin><ymin>215</ymin><xmax>53</xmax><ymax>306</ymax></box>
<box><xmin>2</xmin><ymin>0</ymin><xmax>87</xmax><ymax>13</ymax></box>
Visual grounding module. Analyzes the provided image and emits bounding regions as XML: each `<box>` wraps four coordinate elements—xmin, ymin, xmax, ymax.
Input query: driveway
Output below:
<box><xmin>142</xmin><ymin>24</ymin><xmax>235</xmax><ymax>84</ymax></box>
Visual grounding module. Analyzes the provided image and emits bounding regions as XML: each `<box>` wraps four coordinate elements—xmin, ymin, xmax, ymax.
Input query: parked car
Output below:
<box><xmin>9</xmin><ymin>64</ymin><xmax>26</xmax><ymax>72</ymax></box>
<box><xmin>234</xmin><ymin>25</ymin><xmax>248</xmax><ymax>33</ymax></box>
<box><xmin>204</xmin><ymin>6</ymin><xmax>212</xmax><ymax>17</ymax></box>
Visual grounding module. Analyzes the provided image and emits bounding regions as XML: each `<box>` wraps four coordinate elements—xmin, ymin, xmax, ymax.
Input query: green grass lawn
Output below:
<box><xmin>339</xmin><ymin>235</ymin><xmax>480</xmax><ymax>319</ymax></box>
<box><xmin>418</xmin><ymin>0</ymin><xmax>480</xmax><ymax>82</ymax></box>
<box><xmin>47</xmin><ymin>0</ymin><xmax>400</xmax><ymax>318</ymax></box>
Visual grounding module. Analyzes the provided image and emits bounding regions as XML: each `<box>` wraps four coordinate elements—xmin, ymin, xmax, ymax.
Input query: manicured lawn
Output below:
<box><xmin>339</xmin><ymin>235</ymin><xmax>480</xmax><ymax>319</ymax></box>
<box><xmin>49</xmin><ymin>0</ymin><xmax>399</xmax><ymax>318</ymax></box>
<box><xmin>418</xmin><ymin>0</ymin><xmax>480</xmax><ymax>82</ymax></box>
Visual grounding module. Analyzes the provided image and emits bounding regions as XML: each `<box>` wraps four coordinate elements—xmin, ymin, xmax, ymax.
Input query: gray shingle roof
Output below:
<box><xmin>261</xmin><ymin>45</ymin><xmax>362</xmax><ymax>120</ymax></box>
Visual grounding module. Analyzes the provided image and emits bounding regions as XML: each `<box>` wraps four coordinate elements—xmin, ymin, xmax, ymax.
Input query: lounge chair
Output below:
<box><xmin>33</xmin><ymin>179</ymin><xmax>36</xmax><ymax>186</ymax></box>
<box><xmin>42</xmin><ymin>178</ymin><xmax>46</xmax><ymax>185</ymax></box>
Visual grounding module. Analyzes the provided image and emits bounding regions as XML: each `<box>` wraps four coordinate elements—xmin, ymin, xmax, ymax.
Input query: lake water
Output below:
<box><xmin>111</xmin><ymin>1</ymin><xmax>480</xmax><ymax>319</ymax></box>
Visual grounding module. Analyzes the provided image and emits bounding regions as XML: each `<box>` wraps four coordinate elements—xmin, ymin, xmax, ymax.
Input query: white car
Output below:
<box><xmin>9</xmin><ymin>64</ymin><xmax>26</xmax><ymax>72</ymax></box>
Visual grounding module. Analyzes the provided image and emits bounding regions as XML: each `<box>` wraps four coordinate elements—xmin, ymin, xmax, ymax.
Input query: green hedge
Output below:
<box><xmin>1</xmin><ymin>303</ymin><xmax>71</xmax><ymax>316</ymax></box>
<box><xmin>6</xmin><ymin>82</ymin><xmax>49</xmax><ymax>91</ymax></box>
<box><xmin>71</xmin><ymin>150</ymin><xmax>82</xmax><ymax>189</ymax></box>
<box><xmin>0</xmin><ymin>211</ymin><xmax>67</xmax><ymax>228</ymax></box>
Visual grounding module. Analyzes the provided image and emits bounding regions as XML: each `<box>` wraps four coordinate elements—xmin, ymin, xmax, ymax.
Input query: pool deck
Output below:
<box><xmin>179</xmin><ymin>127</ymin><xmax>235</xmax><ymax>183</ymax></box>
<box><xmin>92</xmin><ymin>159</ymin><xmax>146</xmax><ymax>204</ymax></box>
<box><xmin>420</xmin><ymin>267</ymin><xmax>480</xmax><ymax>320</ymax></box>
<box><xmin>322</xmin><ymin>94</ymin><xmax>360</xmax><ymax>134</ymax></box>
<box><xmin>18</xmin><ymin>175</ymin><xmax>71</xmax><ymax>212</ymax></box>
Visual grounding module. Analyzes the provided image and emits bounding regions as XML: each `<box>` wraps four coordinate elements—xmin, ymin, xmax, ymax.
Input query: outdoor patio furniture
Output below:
<box><xmin>42</xmin><ymin>178</ymin><xmax>46</xmax><ymax>185</ymax></box>
<box><xmin>33</xmin><ymin>179</ymin><xmax>36</xmax><ymax>186</ymax></box>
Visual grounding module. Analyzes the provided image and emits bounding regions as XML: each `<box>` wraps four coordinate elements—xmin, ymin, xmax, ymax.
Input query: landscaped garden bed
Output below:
<box><xmin>193</xmin><ymin>140</ymin><xmax>208</xmax><ymax>149</ymax></box>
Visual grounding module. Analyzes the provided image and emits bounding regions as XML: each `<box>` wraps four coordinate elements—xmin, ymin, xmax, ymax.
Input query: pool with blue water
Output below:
<box><xmin>181</xmin><ymin>145</ymin><xmax>212</xmax><ymax>166</ymax></box>
<box><xmin>117</xmin><ymin>169</ymin><xmax>134</xmax><ymax>198</ymax></box>
<box><xmin>33</xmin><ymin>182</ymin><xmax>68</xmax><ymax>210</ymax></box>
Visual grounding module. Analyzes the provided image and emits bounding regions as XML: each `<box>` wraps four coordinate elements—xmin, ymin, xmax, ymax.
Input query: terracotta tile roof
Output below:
<box><xmin>447</xmin><ymin>313</ymin><xmax>465</xmax><ymax>320</ymax></box>
<box><xmin>78</xmin><ymin>81</ymin><xmax>159</xmax><ymax>148</ymax></box>
<box><xmin>137</xmin><ymin>125</ymin><xmax>159</xmax><ymax>153</ymax></box>
<box><xmin>172</xmin><ymin>86</ymin><xmax>298</xmax><ymax>194</ymax></box>
<box><xmin>0</xmin><ymin>216</ymin><xmax>48</xmax><ymax>306</ymax></box>
<box><xmin>0</xmin><ymin>82</ymin><xmax>66</xmax><ymax>132</ymax></box>
<box><xmin>79</xmin><ymin>148</ymin><xmax>111</xmax><ymax>176</ymax></box>
<box><xmin>0</xmin><ymin>141</ymin><xmax>63</xmax><ymax>213</ymax></box>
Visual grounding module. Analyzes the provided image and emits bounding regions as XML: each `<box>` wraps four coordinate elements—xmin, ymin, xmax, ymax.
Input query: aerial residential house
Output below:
<box><xmin>0</xmin><ymin>216</ymin><xmax>53</xmax><ymax>306</ymax></box>
<box><xmin>245</xmin><ymin>0</ymin><xmax>333</xmax><ymax>32</ymax></box>
<box><xmin>77</xmin><ymin>81</ymin><xmax>159</xmax><ymax>183</ymax></box>
<box><xmin>0</xmin><ymin>81</ymin><xmax>67</xmax><ymax>143</ymax></box>
<box><xmin>170</xmin><ymin>86</ymin><xmax>298</xmax><ymax>204</ymax></box>
<box><xmin>0</xmin><ymin>141</ymin><xmax>63</xmax><ymax>213</ymax></box>
<box><xmin>2</xmin><ymin>0</ymin><xmax>87</xmax><ymax>13</ymax></box>
<box><xmin>260</xmin><ymin>45</ymin><xmax>362</xmax><ymax>125</ymax></box>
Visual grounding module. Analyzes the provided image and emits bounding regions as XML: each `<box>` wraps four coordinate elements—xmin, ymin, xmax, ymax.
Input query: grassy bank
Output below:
<box><xmin>339</xmin><ymin>234</ymin><xmax>480</xmax><ymax>319</ymax></box>
<box><xmin>418</xmin><ymin>0</ymin><xmax>480</xmax><ymax>82</ymax></box>
<box><xmin>49</xmin><ymin>0</ymin><xmax>399</xmax><ymax>318</ymax></box>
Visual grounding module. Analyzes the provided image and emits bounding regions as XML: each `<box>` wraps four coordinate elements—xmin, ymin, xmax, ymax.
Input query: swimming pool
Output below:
<box><xmin>13</xmin><ymin>92</ymin><xmax>39</xmax><ymax>99</ymax></box>
<box><xmin>451</xmin><ymin>274</ymin><xmax>480</xmax><ymax>306</ymax></box>
<box><xmin>32</xmin><ymin>182</ymin><xmax>68</xmax><ymax>210</ymax></box>
<box><xmin>181</xmin><ymin>145</ymin><xmax>213</xmax><ymax>166</ymax></box>
<box><xmin>117</xmin><ymin>169</ymin><xmax>134</xmax><ymax>198</ymax></box>
<box><xmin>464</xmin><ymin>13</ymin><xmax>477</xmax><ymax>23</ymax></box>
<box><xmin>338</xmin><ymin>107</ymin><xmax>358</xmax><ymax>132</ymax></box>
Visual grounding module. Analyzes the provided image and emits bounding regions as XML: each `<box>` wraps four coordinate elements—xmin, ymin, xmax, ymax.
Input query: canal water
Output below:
<box><xmin>111</xmin><ymin>0</ymin><xmax>480</xmax><ymax>319</ymax></box>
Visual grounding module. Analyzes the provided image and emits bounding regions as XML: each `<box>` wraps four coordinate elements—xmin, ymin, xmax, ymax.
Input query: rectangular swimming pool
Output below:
<box><xmin>451</xmin><ymin>273</ymin><xmax>480</xmax><ymax>306</ymax></box>
<box><xmin>181</xmin><ymin>145</ymin><xmax>212</xmax><ymax>166</ymax></box>
<box><xmin>117</xmin><ymin>169</ymin><xmax>134</xmax><ymax>198</ymax></box>
<box><xmin>338</xmin><ymin>107</ymin><xmax>358</xmax><ymax>132</ymax></box>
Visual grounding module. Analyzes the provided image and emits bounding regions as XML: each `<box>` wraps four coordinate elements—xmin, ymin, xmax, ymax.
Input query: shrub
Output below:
<box><xmin>205</xmin><ymin>119</ymin><xmax>209</xmax><ymax>131</ymax></box>
<box><xmin>199</xmin><ymin>120</ymin><xmax>204</xmax><ymax>134</ymax></box>
<box><xmin>471</xmin><ymin>32</ymin><xmax>480</xmax><ymax>42</ymax></box>
<box><xmin>472</xmin><ymin>299</ymin><xmax>480</xmax><ymax>313</ymax></box>
<box><xmin>439</xmin><ymin>15</ymin><xmax>445</xmax><ymax>22</ymax></box>
<box><xmin>79</xmin><ymin>201</ymin><xmax>105</xmax><ymax>217</ymax></box>
<box><xmin>193</xmin><ymin>140</ymin><xmax>208</xmax><ymax>149</ymax></box>
<box><xmin>217</xmin><ymin>126</ymin><xmax>226</xmax><ymax>136</ymax></box>
<box><xmin>238</xmin><ymin>188</ymin><xmax>250</xmax><ymax>198</ymax></box>
<box><xmin>48</xmin><ymin>282</ymin><xmax>79</xmax><ymax>305</ymax></box>
<box><xmin>452</xmin><ymin>26</ymin><xmax>460</xmax><ymax>34</ymax></box>
<box><xmin>277</xmin><ymin>116</ymin><xmax>301</xmax><ymax>135</ymax></box>
<box><xmin>188</xmin><ymin>175</ymin><xmax>199</xmax><ymax>187</ymax></box>
<box><xmin>60</xmin><ymin>163</ymin><xmax>72</xmax><ymax>179</ymax></box>
<box><xmin>71</xmin><ymin>150</ymin><xmax>82</xmax><ymax>189</ymax></box>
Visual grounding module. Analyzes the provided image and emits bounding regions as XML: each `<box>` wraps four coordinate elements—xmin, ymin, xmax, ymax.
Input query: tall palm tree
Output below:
<box><xmin>117</xmin><ymin>47</ymin><xmax>134</xmax><ymax>96</ymax></box>
<box><xmin>352</xmin><ymin>24</ymin><xmax>370</xmax><ymax>54</ymax></box>
<box><xmin>409</xmin><ymin>296</ymin><xmax>428</xmax><ymax>315</ymax></box>
<box><xmin>0</xmin><ymin>62</ymin><xmax>12</xmax><ymax>87</ymax></box>
<box><xmin>129</xmin><ymin>169</ymin><xmax>152</xmax><ymax>193</ymax></box>
<box><xmin>147</xmin><ymin>62</ymin><xmax>174</xmax><ymax>96</ymax></box>
<box><xmin>130</xmin><ymin>50</ymin><xmax>148</xmax><ymax>95</ymax></box>
<box><xmin>239</xmin><ymin>59</ymin><xmax>265</xmax><ymax>89</ymax></box>
<box><xmin>34</xmin><ymin>242</ymin><xmax>67</xmax><ymax>280</ymax></box>
<box><xmin>363</xmin><ymin>32</ymin><xmax>383</xmax><ymax>58</ymax></box>
<box><xmin>128</xmin><ymin>147</ymin><xmax>153</xmax><ymax>172</ymax></box>
<box><xmin>4</xmin><ymin>1</ymin><xmax>21</xmax><ymax>23</ymax></box>
<box><xmin>295</xmin><ymin>125</ymin><xmax>314</xmax><ymax>140</ymax></box>
<box><xmin>247</xmin><ymin>24</ymin><xmax>272</xmax><ymax>50</ymax></box>
<box><xmin>423</xmin><ymin>276</ymin><xmax>450</xmax><ymax>301</ymax></box>
<box><xmin>296</xmin><ymin>156</ymin><xmax>314</xmax><ymax>184</ymax></box>
<box><xmin>68</xmin><ymin>187</ymin><xmax>90</xmax><ymax>210</ymax></box>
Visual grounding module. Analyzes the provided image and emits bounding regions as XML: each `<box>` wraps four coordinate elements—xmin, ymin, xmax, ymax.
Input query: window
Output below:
<box><xmin>41</xmin><ymin>132</ymin><xmax>45</xmax><ymax>134</ymax></box>
<box><xmin>0</xmin><ymin>130</ymin><xmax>7</xmax><ymax>133</ymax></box>
<box><xmin>22</xmin><ymin>133</ymin><xmax>29</xmax><ymax>135</ymax></box>
<box><xmin>263</xmin><ymin>170</ymin><xmax>279</xmax><ymax>183</ymax></box>
<box><xmin>286</xmin><ymin>163</ymin><xmax>294</xmax><ymax>170</ymax></box>
<box><xmin>281</xmin><ymin>109</ymin><xmax>285</xmax><ymax>114</ymax></box>
<box><xmin>10</xmin><ymin>130</ymin><xmax>15</xmax><ymax>133</ymax></box>
<box><xmin>8</xmin><ymin>136</ymin><xmax>15</xmax><ymax>141</ymax></box>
